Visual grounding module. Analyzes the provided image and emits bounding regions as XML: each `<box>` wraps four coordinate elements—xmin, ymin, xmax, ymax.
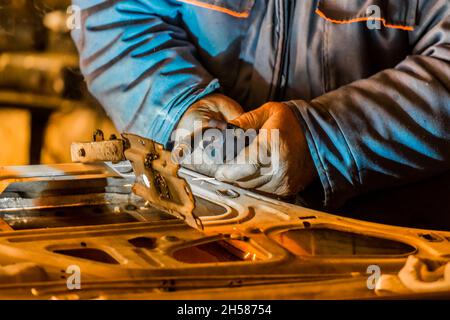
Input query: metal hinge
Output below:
<box><xmin>71</xmin><ymin>130</ymin><xmax>202</xmax><ymax>230</ymax></box>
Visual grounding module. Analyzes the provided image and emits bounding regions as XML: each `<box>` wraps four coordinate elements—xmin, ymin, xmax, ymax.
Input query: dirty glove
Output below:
<box><xmin>172</xmin><ymin>93</ymin><xmax>244</xmax><ymax>176</ymax></box>
<box><xmin>215</xmin><ymin>102</ymin><xmax>317</xmax><ymax>197</ymax></box>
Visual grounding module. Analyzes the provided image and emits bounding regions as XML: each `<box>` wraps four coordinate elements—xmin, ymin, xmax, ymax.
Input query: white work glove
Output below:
<box><xmin>172</xmin><ymin>93</ymin><xmax>244</xmax><ymax>176</ymax></box>
<box><xmin>214</xmin><ymin>102</ymin><xmax>317</xmax><ymax>197</ymax></box>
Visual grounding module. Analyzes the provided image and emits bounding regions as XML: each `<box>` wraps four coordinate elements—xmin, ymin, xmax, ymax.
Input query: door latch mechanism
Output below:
<box><xmin>71</xmin><ymin>130</ymin><xmax>202</xmax><ymax>230</ymax></box>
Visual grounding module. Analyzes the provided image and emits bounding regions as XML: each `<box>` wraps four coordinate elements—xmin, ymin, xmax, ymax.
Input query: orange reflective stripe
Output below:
<box><xmin>176</xmin><ymin>0</ymin><xmax>250</xmax><ymax>18</ymax></box>
<box><xmin>315</xmin><ymin>8</ymin><xmax>414</xmax><ymax>31</ymax></box>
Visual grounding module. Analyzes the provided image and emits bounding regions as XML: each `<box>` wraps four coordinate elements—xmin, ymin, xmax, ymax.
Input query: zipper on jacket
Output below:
<box><xmin>275</xmin><ymin>0</ymin><xmax>294</xmax><ymax>101</ymax></box>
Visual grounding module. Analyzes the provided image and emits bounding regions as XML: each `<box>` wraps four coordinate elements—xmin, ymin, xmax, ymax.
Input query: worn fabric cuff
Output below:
<box><xmin>145</xmin><ymin>79</ymin><xmax>221</xmax><ymax>148</ymax></box>
<box><xmin>285</xmin><ymin>100</ymin><xmax>361</xmax><ymax>208</ymax></box>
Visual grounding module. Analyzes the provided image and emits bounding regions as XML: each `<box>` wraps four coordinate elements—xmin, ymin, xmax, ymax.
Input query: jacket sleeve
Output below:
<box><xmin>71</xmin><ymin>0</ymin><xmax>220</xmax><ymax>146</ymax></box>
<box><xmin>289</xmin><ymin>1</ymin><xmax>450</xmax><ymax>208</ymax></box>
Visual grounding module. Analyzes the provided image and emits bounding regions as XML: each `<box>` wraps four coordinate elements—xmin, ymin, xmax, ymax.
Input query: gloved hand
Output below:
<box><xmin>214</xmin><ymin>102</ymin><xmax>317</xmax><ymax>197</ymax></box>
<box><xmin>172</xmin><ymin>93</ymin><xmax>244</xmax><ymax>176</ymax></box>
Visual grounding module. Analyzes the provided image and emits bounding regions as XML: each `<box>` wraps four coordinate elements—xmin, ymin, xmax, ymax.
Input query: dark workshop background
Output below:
<box><xmin>0</xmin><ymin>0</ymin><xmax>118</xmax><ymax>165</ymax></box>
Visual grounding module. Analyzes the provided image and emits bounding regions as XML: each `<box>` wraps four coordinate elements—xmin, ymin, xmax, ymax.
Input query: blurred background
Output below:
<box><xmin>0</xmin><ymin>0</ymin><xmax>118</xmax><ymax>165</ymax></box>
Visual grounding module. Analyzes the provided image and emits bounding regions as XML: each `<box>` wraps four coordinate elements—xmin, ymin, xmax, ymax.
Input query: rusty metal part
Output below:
<box><xmin>71</xmin><ymin>129</ymin><xmax>126</xmax><ymax>163</ymax></box>
<box><xmin>71</xmin><ymin>133</ymin><xmax>199</xmax><ymax>229</ymax></box>
<box><xmin>122</xmin><ymin>134</ymin><xmax>200</xmax><ymax>230</ymax></box>
<box><xmin>71</xmin><ymin>140</ymin><xmax>126</xmax><ymax>164</ymax></box>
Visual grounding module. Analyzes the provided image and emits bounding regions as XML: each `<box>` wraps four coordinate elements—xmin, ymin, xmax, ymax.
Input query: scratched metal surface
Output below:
<box><xmin>0</xmin><ymin>162</ymin><xmax>449</xmax><ymax>299</ymax></box>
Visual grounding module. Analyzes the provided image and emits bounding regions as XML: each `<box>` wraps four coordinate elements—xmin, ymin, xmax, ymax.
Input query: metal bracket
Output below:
<box><xmin>71</xmin><ymin>131</ymin><xmax>201</xmax><ymax>230</ymax></box>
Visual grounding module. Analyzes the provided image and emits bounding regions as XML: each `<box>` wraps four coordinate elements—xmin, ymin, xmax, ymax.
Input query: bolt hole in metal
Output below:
<box><xmin>78</xmin><ymin>148</ymin><xmax>86</xmax><ymax>158</ymax></box>
<box><xmin>163</xmin><ymin>235</ymin><xmax>180</xmax><ymax>242</ymax></box>
<box><xmin>419</xmin><ymin>233</ymin><xmax>443</xmax><ymax>242</ymax></box>
<box><xmin>303</xmin><ymin>221</ymin><xmax>312</xmax><ymax>228</ymax></box>
<box><xmin>249</xmin><ymin>228</ymin><xmax>263</xmax><ymax>234</ymax></box>
<box><xmin>271</xmin><ymin>228</ymin><xmax>416</xmax><ymax>257</ymax></box>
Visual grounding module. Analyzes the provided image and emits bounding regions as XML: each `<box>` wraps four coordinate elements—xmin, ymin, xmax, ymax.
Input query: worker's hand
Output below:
<box><xmin>214</xmin><ymin>102</ymin><xmax>317</xmax><ymax>197</ymax></box>
<box><xmin>172</xmin><ymin>93</ymin><xmax>244</xmax><ymax>176</ymax></box>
